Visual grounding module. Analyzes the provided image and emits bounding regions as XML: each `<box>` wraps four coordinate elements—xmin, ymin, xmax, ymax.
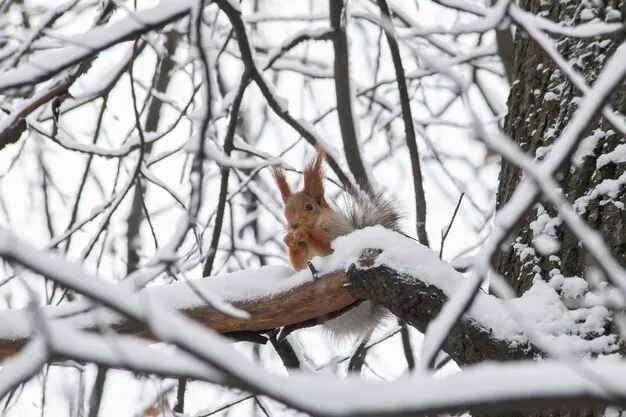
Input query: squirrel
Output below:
<box><xmin>271</xmin><ymin>146</ymin><xmax>403</xmax><ymax>339</ymax></box>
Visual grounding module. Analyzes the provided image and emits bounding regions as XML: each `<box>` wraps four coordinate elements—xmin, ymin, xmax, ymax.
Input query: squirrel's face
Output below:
<box><xmin>284</xmin><ymin>191</ymin><xmax>324</xmax><ymax>230</ymax></box>
<box><xmin>272</xmin><ymin>146</ymin><xmax>329</xmax><ymax>230</ymax></box>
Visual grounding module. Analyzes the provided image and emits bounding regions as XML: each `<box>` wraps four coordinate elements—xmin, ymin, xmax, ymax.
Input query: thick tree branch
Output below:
<box><xmin>0</xmin><ymin>230</ymin><xmax>542</xmax><ymax>366</ymax></box>
<box><xmin>347</xmin><ymin>262</ymin><xmax>539</xmax><ymax>366</ymax></box>
<box><xmin>0</xmin><ymin>265</ymin><xmax>356</xmax><ymax>359</ymax></box>
<box><xmin>0</xmin><ymin>231</ymin><xmax>623</xmax><ymax>416</ymax></box>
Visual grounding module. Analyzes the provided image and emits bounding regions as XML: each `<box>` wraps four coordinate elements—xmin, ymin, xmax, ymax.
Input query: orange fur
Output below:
<box><xmin>297</xmin><ymin>226</ymin><xmax>332</xmax><ymax>256</ymax></box>
<box><xmin>283</xmin><ymin>231</ymin><xmax>310</xmax><ymax>270</ymax></box>
<box><xmin>271</xmin><ymin>146</ymin><xmax>403</xmax><ymax>338</ymax></box>
<box><xmin>272</xmin><ymin>166</ymin><xmax>292</xmax><ymax>203</ymax></box>
<box><xmin>272</xmin><ymin>146</ymin><xmax>337</xmax><ymax>271</ymax></box>
<box><xmin>303</xmin><ymin>146</ymin><xmax>326</xmax><ymax>205</ymax></box>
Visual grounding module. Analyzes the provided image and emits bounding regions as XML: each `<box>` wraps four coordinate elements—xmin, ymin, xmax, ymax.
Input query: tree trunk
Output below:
<box><xmin>495</xmin><ymin>0</ymin><xmax>625</xmax><ymax>416</ymax></box>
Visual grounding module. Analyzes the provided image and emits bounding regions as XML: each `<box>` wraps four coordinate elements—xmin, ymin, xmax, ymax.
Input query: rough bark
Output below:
<box><xmin>347</xmin><ymin>255</ymin><xmax>539</xmax><ymax>366</ymax></box>
<box><xmin>497</xmin><ymin>0</ymin><xmax>626</xmax><ymax>295</ymax></box>
<box><xmin>495</xmin><ymin>1</ymin><xmax>626</xmax><ymax>416</ymax></box>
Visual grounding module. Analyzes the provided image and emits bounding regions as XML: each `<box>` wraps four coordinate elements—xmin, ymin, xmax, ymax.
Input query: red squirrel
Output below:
<box><xmin>272</xmin><ymin>146</ymin><xmax>403</xmax><ymax>338</ymax></box>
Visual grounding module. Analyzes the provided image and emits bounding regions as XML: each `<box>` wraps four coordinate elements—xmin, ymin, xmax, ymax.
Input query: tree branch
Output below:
<box><xmin>329</xmin><ymin>0</ymin><xmax>372</xmax><ymax>191</ymax></box>
<box><xmin>346</xmin><ymin>261</ymin><xmax>539</xmax><ymax>366</ymax></box>
<box><xmin>0</xmin><ymin>263</ymin><xmax>356</xmax><ymax>359</ymax></box>
<box><xmin>214</xmin><ymin>0</ymin><xmax>355</xmax><ymax>191</ymax></box>
<box><xmin>1</xmin><ymin>231</ymin><xmax>624</xmax><ymax>416</ymax></box>
<box><xmin>376</xmin><ymin>0</ymin><xmax>429</xmax><ymax>245</ymax></box>
<box><xmin>0</xmin><ymin>2</ymin><xmax>192</xmax><ymax>92</ymax></box>
<box><xmin>0</xmin><ymin>230</ymin><xmax>542</xmax><ymax>366</ymax></box>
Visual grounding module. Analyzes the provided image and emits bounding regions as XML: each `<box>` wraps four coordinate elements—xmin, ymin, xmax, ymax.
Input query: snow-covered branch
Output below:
<box><xmin>0</xmin><ymin>229</ymin><xmax>623</xmax><ymax>415</ymax></box>
<box><xmin>1</xmin><ymin>228</ymin><xmax>616</xmax><ymax>364</ymax></box>
<box><xmin>0</xmin><ymin>1</ymin><xmax>192</xmax><ymax>92</ymax></box>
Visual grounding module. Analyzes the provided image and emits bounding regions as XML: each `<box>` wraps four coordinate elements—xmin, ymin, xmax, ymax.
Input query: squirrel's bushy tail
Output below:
<box><xmin>322</xmin><ymin>185</ymin><xmax>404</xmax><ymax>341</ymax></box>
<box><xmin>331</xmin><ymin>186</ymin><xmax>403</xmax><ymax>233</ymax></box>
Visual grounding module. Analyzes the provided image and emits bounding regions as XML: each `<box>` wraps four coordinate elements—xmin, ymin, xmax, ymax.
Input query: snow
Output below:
<box><xmin>574</xmin><ymin>171</ymin><xmax>626</xmax><ymax>214</ymax></box>
<box><xmin>184</xmin><ymin>137</ymin><xmax>282</xmax><ymax>169</ymax></box>
<box><xmin>469</xmin><ymin>31</ymin><xmax>626</xmax><ymax>298</ymax></box>
<box><xmin>47</xmin><ymin>322</ymin><xmax>226</xmax><ymax>383</ymax></box>
<box><xmin>0</xmin><ymin>225</ymin><xmax>617</xmax><ymax>360</ymax></box>
<box><xmin>533</xmin><ymin>234</ymin><xmax>560</xmax><ymax>255</ymax></box>
<box><xmin>262</xmin><ymin>27</ymin><xmax>332</xmax><ymax>70</ymax></box>
<box><xmin>605</xmin><ymin>9</ymin><xmax>622</xmax><ymax>22</ymax></box>
<box><xmin>511</xmin><ymin>279</ymin><xmax>615</xmax><ymax>356</ymax></box>
<box><xmin>315</xmin><ymin>227</ymin><xmax>616</xmax><ymax>357</ymax></box>
<box><xmin>543</xmin><ymin>91</ymin><xmax>558</xmax><ymax>101</ymax></box>
<box><xmin>0</xmin><ymin>338</ymin><xmax>49</xmax><ymax>400</ymax></box>
<box><xmin>529</xmin><ymin>204</ymin><xmax>561</xmax><ymax>255</ymax></box>
<box><xmin>1</xmin><ymin>0</ymin><xmax>624</xmax><ymax>414</ymax></box>
<box><xmin>579</xmin><ymin>9</ymin><xmax>595</xmax><ymax>21</ymax></box>
<box><xmin>573</xmin><ymin>129</ymin><xmax>604</xmax><ymax>166</ymax></box>
<box><xmin>0</xmin><ymin>234</ymin><xmax>304</xmax><ymax>340</ymax></box>
<box><xmin>0</xmin><ymin>213</ymin><xmax>624</xmax><ymax>414</ymax></box>
<box><xmin>597</xmin><ymin>143</ymin><xmax>626</xmax><ymax>168</ymax></box>
<box><xmin>0</xmin><ymin>1</ymin><xmax>194</xmax><ymax>92</ymax></box>
<box><xmin>510</xmin><ymin>4</ymin><xmax>626</xmax><ymax>139</ymax></box>
<box><xmin>3</xmin><ymin>257</ymin><xmax>626</xmax><ymax>417</ymax></box>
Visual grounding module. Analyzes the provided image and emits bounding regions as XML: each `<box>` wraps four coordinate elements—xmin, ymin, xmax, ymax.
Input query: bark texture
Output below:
<box><xmin>497</xmin><ymin>0</ymin><xmax>626</xmax><ymax>294</ymax></box>
<box><xmin>495</xmin><ymin>1</ymin><xmax>626</xmax><ymax>416</ymax></box>
<box><xmin>347</xmin><ymin>264</ymin><xmax>539</xmax><ymax>366</ymax></box>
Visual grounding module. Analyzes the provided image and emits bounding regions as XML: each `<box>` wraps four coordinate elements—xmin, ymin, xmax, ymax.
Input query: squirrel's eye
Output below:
<box><xmin>305</xmin><ymin>203</ymin><xmax>314</xmax><ymax>212</ymax></box>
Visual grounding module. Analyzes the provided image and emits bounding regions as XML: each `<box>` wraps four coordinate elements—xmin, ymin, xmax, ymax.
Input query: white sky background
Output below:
<box><xmin>0</xmin><ymin>0</ymin><xmax>507</xmax><ymax>415</ymax></box>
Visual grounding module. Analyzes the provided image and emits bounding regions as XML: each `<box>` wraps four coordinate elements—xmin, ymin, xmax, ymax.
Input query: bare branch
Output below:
<box><xmin>376</xmin><ymin>0</ymin><xmax>429</xmax><ymax>245</ymax></box>
<box><xmin>329</xmin><ymin>0</ymin><xmax>372</xmax><ymax>191</ymax></box>
<box><xmin>214</xmin><ymin>0</ymin><xmax>355</xmax><ymax>191</ymax></box>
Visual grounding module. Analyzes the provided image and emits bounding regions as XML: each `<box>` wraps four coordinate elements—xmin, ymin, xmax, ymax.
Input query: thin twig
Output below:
<box><xmin>173</xmin><ymin>377</ymin><xmax>186</xmax><ymax>414</ymax></box>
<box><xmin>214</xmin><ymin>0</ymin><xmax>354</xmax><ymax>191</ymax></box>
<box><xmin>268</xmin><ymin>330</ymin><xmax>301</xmax><ymax>371</ymax></box>
<box><xmin>347</xmin><ymin>336</ymin><xmax>369</xmax><ymax>373</ymax></box>
<box><xmin>87</xmin><ymin>366</ymin><xmax>107</xmax><ymax>417</ymax></box>
<box><xmin>202</xmin><ymin>75</ymin><xmax>248</xmax><ymax>277</ymax></box>
<box><xmin>439</xmin><ymin>192</ymin><xmax>465</xmax><ymax>259</ymax></box>
<box><xmin>399</xmin><ymin>320</ymin><xmax>415</xmax><ymax>371</ymax></box>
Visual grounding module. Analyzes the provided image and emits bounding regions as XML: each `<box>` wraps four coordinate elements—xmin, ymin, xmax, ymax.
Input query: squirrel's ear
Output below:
<box><xmin>303</xmin><ymin>146</ymin><xmax>326</xmax><ymax>205</ymax></box>
<box><xmin>272</xmin><ymin>166</ymin><xmax>292</xmax><ymax>203</ymax></box>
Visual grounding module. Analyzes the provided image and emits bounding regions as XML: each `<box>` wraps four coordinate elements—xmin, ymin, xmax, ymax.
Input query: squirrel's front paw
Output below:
<box><xmin>293</xmin><ymin>227</ymin><xmax>309</xmax><ymax>243</ymax></box>
<box><xmin>283</xmin><ymin>232</ymin><xmax>296</xmax><ymax>247</ymax></box>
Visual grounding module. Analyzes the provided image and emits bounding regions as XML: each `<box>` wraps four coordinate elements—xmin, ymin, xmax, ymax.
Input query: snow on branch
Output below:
<box><xmin>0</xmin><ymin>228</ymin><xmax>622</xmax><ymax>415</ymax></box>
<box><xmin>0</xmin><ymin>232</ymin><xmax>626</xmax><ymax>416</ymax></box>
<box><xmin>0</xmin><ymin>228</ymin><xmax>616</xmax><ymax>365</ymax></box>
<box><xmin>0</xmin><ymin>237</ymin><xmax>354</xmax><ymax>357</ymax></box>
<box><xmin>0</xmin><ymin>1</ymin><xmax>193</xmax><ymax>92</ymax></box>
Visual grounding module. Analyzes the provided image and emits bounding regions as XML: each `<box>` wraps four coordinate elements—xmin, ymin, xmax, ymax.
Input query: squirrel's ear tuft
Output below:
<box><xmin>303</xmin><ymin>146</ymin><xmax>326</xmax><ymax>205</ymax></box>
<box><xmin>272</xmin><ymin>166</ymin><xmax>292</xmax><ymax>203</ymax></box>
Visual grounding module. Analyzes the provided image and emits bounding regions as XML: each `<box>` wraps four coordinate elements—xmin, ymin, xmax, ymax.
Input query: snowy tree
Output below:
<box><xmin>0</xmin><ymin>0</ymin><xmax>624</xmax><ymax>416</ymax></box>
